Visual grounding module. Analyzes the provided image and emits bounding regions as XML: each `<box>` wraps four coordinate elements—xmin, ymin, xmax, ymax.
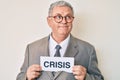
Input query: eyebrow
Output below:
<box><xmin>53</xmin><ymin>13</ymin><xmax>73</xmax><ymax>16</ymax></box>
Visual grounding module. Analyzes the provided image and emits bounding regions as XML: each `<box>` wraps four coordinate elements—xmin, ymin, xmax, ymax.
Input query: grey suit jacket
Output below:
<box><xmin>16</xmin><ymin>35</ymin><xmax>104</xmax><ymax>80</ymax></box>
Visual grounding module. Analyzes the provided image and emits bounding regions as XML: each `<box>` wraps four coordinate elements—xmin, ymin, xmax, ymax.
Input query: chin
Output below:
<box><xmin>59</xmin><ymin>33</ymin><xmax>68</xmax><ymax>37</ymax></box>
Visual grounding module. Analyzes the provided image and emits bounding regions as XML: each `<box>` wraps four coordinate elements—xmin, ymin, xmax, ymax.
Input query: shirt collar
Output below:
<box><xmin>49</xmin><ymin>34</ymin><xmax>70</xmax><ymax>49</ymax></box>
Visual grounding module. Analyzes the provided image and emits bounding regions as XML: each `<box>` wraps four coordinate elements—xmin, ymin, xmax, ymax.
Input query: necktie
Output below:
<box><xmin>52</xmin><ymin>45</ymin><xmax>61</xmax><ymax>76</ymax></box>
<box><xmin>54</xmin><ymin>45</ymin><xmax>61</xmax><ymax>57</ymax></box>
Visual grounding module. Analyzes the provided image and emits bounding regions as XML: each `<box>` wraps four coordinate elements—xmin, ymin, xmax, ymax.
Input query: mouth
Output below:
<box><xmin>59</xmin><ymin>25</ymin><xmax>68</xmax><ymax>28</ymax></box>
<box><xmin>59</xmin><ymin>26</ymin><xmax>68</xmax><ymax>30</ymax></box>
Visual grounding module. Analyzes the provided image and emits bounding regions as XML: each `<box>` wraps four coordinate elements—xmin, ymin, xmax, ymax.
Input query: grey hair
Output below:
<box><xmin>48</xmin><ymin>0</ymin><xmax>74</xmax><ymax>16</ymax></box>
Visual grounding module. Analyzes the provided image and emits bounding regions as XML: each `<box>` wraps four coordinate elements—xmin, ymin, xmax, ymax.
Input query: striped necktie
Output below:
<box><xmin>54</xmin><ymin>45</ymin><xmax>61</xmax><ymax>57</ymax></box>
<box><xmin>52</xmin><ymin>45</ymin><xmax>61</xmax><ymax>76</ymax></box>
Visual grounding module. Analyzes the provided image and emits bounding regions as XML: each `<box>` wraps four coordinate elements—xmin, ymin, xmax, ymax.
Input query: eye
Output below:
<box><xmin>65</xmin><ymin>16</ymin><xmax>72</xmax><ymax>19</ymax></box>
<box><xmin>55</xmin><ymin>15</ymin><xmax>62</xmax><ymax>20</ymax></box>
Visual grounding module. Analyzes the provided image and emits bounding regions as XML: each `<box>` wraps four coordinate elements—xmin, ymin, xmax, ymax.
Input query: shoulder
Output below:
<box><xmin>70</xmin><ymin>35</ymin><xmax>96</xmax><ymax>56</ymax></box>
<box><xmin>70</xmin><ymin>35</ymin><xmax>95</xmax><ymax>50</ymax></box>
<box><xmin>27</xmin><ymin>36</ymin><xmax>49</xmax><ymax>47</ymax></box>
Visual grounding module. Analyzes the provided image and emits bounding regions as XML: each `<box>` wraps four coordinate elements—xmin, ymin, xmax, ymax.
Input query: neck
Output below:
<box><xmin>51</xmin><ymin>34</ymin><xmax>69</xmax><ymax>44</ymax></box>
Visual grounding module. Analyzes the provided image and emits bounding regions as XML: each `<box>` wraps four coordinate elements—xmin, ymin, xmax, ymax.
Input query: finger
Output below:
<box><xmin>73</xmin><ymin>65</ymin><xmax>82</xmax><ymax>70</ymax></box>
<box><xmin>33</xmin><ymin>71</ymin><xmax>40</xmax><ymax>77</ymax></box>
<box><xmin>30</xmin><ymin>65</ymin><xmax>42</xmax><ymax>72</ymax></box>
<box><xmin>29</xmin><ymin>71</ymin><xmax>40</xmax><ymax>79</ymax></box>
<box><xmin>74</xmin><ymin>75</ymin><xmax>84</xmax><ymax>80</ymax></box>
<box><xmin>72</xmin><ymin>65</ymin><xmax>87</xmax><ymax>77</ymax></box>
<box><xmin>73</xmin><ymin>71</ymin><xmax>85</xmax><ymax>80</ymax></box>
<box><xmin>73</xmin><ymin>65</ymin><xmax>86</xmax><ymax>72</ymax></box>
<box><xmin>73</xmin><ymin>70</ymin><xmax>82</xmax><ymax>75</ymax></box>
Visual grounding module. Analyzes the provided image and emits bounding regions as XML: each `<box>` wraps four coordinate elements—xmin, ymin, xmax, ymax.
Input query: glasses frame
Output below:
<box><xmin>49</xmin><ymin>15</ymin><xmax>74</xmax><ymax>23</ymax></box>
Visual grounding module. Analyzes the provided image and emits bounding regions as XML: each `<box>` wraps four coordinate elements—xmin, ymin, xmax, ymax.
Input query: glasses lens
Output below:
<box><xmin>65</xmin><ymin>16</ymin><xmax>74</xmax><ymax>22</ymax></box>
<box><xmin>54</xmin><ymin>15</ymin><xmax>63</xmax><ymax>23</ymax></box>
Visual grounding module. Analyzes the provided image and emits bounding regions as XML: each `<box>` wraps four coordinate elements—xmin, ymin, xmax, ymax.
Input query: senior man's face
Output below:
<box><xmin>47</xmin><ymin>6</ymin><xmax>74</xmax><ymax>39</ymax></box>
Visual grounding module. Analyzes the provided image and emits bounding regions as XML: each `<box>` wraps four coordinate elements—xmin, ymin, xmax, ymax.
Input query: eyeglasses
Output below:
<box><xmin>49</xmin><ymin>15</ymin><xmax>74</xmax><ymax>23</ymax></box>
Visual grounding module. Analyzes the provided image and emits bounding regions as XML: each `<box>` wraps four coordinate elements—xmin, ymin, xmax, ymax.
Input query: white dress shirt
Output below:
<box><xmin>49</xmin><ymin>35</ymin><xmax>70</xmax><ymax>57</ymax></box>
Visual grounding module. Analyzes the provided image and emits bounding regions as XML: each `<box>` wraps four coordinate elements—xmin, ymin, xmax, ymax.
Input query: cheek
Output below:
<box><xmin>47</xmin><ymin>18</ymin><xmax>56</xmax><ymax>28</ymax></box>
<box><xmin>68</xmin><ymin>24</ymin><xmax>73</xmax><ymax>30</ymax></box>
<box><xmin>50</xmin><ymin>23</ymin><xmax>58</xmax><ymax>31</ymax></box>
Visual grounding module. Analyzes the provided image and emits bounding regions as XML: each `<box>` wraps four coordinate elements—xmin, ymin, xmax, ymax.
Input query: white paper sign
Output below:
<box><xmin>40</xmin><ymin>56</ymin><xmax>74</xmax><ymax>73</ymax></box>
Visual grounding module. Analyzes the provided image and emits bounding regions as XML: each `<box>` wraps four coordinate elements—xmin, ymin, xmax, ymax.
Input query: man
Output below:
<box><xmin>17</xmin><ymin>1</ymin><xmax>104</xmax><ymax>80</ymax></box>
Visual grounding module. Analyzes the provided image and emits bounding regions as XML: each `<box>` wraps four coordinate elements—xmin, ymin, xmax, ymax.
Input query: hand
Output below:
<box><xmin>26</xmin><ymin>64</ymin><xmax>42</xmax><ymax>80</ymax></box>
<box><xmin>72</xmin><ymin>65</ymin><xmax>86</xmax><ymax>80</ymax></box>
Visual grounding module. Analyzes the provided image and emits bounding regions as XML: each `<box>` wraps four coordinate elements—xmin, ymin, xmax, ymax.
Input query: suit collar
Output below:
<box><xmin>45</xmin><ymin>34</ymin><xmax>79</xmax><ymax>57</ymax></box>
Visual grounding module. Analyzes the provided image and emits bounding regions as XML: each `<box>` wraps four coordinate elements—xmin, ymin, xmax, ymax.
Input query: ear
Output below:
<box><xmin>47</xmin><ymin>17</ymin><xmax>52</xmax><ymax>27</ymax></box>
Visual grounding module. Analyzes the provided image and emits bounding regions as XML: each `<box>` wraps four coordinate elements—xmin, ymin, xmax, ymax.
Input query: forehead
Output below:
<box><xmin>52</xmin><ymin>6</ymin><xmax>73</xmax><ymax>16</ymax></box>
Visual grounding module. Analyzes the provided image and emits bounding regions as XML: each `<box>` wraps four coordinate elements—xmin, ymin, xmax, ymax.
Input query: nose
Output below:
<box><xmin>61</xmin><ymin>17</ymin><xmax>67</xmax><ymax>24</ymax></box>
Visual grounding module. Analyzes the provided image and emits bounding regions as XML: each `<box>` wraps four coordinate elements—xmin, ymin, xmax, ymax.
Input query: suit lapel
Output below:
<box><xmin>40</xmin><ymin>36</ymin><xmax>50</xmax><ymax>56</ymax></box>
<box><xmin>64</xmin><ymin>36</ymin><xmax>79</xmax><ymax>57</ymax></box>
<box><xmin>46</xmin><ymin>71</ymin><xmax>54</xmax><ymax>79</ymax></box>
<box><xmin>40</xmin><ymin>36</ymin><xmax>54</xmax><ymax>78</ymax></box>
<box><xmin>53</xmin><ymin>71</ymin><xmax>63</xmax><ymax>79</ymax></box>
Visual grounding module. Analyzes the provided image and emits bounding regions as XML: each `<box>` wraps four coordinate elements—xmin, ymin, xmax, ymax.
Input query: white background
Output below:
<box><xmin>0</xmin><ymin>0</ymin><xmax>120</xmax><ymax>80</ymax></box>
